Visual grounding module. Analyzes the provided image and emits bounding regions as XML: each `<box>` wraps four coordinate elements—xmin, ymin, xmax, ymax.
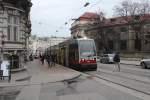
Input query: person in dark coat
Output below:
<box><xmin>0</xmin><ymin>55</ymin><xmax>2</xmax><ymax>69</ymax></box>
<box><xmin>51</xmin><ymin>54</ymin><xmax>56</xmax><ymax>66</ymax></box>
<box><xmin>41</xmin><ymin>54</ymin><xmax>45</xmax><ymax>65</ymax></box>
<box><xmin>29</xmin><ymin>54</ymin><xmax>33</xmax><ymax>61</ymax></box>
<box><xmin>46</xmin><ymin>54</ymin><xmax>52</xmax><ymax>68</ymax></box>
<box><xmin>113</xmin><ymin>52</ymin><xmax>120</xmax><ymax>72</ymax></box>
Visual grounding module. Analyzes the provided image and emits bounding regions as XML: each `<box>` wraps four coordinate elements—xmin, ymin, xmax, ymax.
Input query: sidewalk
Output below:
<box><xmin>15</xmin><ymin>59</ymin><xmax>81</xmax><ymax>100</ymax></box>
<box><xmin>0</xmin><ymin>64</ymin><xmax>30</xmax><ymax>87</ymax></box>
<box><xmin>27</xmin><ymin>60</ymin><xmax>81</xmax><ymax>84</ymax></box>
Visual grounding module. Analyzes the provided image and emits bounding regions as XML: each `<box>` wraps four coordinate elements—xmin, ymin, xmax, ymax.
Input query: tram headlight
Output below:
<box><xmin>80</xmin><ymin>58</ymin><xmax>85</xmax><ymax>63</ymax></box>
<box><xmin>83</xmin><ymin>37</ymin><xmax>87</xmax><ymax>39</ymax></box>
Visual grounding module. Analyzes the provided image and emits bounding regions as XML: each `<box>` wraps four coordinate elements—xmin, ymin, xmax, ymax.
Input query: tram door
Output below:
<box><xmin>65</xmin><ymin>46</ymin><xmax>69</xmax><ymax>67</ymax></box>
<box><xmin>60</xmin><ymin>46</ymin><xmax>68</xmax><ymax>66</ymax></box>
<box><xmin>64</xmin><ymin>46</ymin><xmax>69</xmax><ymax>66</ymax></box>
<box><xmin>60</xmin><ymin>47</ymin><xmax>64</xmax><ymax>65</ymax></box>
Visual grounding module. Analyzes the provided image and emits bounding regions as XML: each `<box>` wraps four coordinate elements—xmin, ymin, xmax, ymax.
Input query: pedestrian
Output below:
<box><xmin>24</xmin><ymin>55</ymin><xmax>28</xmax><ymax>63</ymax></box>
<box><xmin>113</xmin><ymin>52</ymin><xmax>120</xmax><ymax>72</ymax></box>
<box><xmin>51</xmin><ymin>54</ymin><xmax>56</xmax><ymax>66</ymax></box>
<box><xmin>53</xmin><ymin>54</ymin><xmax>56</xmax><ymax>66</ymax></box>
<box><xmin>46</xmin><ymin>54</ymin><xmax>52</xmax><ymax>68</ymax></box>
<box><xmin>29</xmin><ymin>54</ymin><xmax>33</xmax><ymax>61</ymax></box>
<box><xmin>39</xmin><ymin>54</ymin><xmax>42</xmax><ymax>59</ymax></box>
<box><xmin>41</xmin><ymin>54</ymin><xmax>45</xmax><ymax>65</ymax></box>
<box><xmin>0</xmin><ymin>55</ymin><xmax>3</xmax><ymax>69</ymax></box>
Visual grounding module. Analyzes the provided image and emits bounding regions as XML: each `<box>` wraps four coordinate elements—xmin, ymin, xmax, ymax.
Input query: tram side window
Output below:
<box><xmin>75</xmin><ymin>44</ymin><xmax>79</xmax><ymax>60</ymax></box>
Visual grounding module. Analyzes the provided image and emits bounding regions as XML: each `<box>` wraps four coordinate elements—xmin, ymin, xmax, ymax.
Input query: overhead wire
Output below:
<box><xmin>55</xmin><ymin>0</ymin><xmax>102</xmax><ymax>34</ymax></box>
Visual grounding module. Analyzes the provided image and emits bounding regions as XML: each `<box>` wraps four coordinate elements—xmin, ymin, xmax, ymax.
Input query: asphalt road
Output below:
<box><xmin>97</xmin><ymin>62</ymin><xmax>150</xmax><ymax>80</ymax></box>
<box><xmin>85</xmin><ymin>62</ymin><xmax>150</xmax><ymax>99</ymax></box>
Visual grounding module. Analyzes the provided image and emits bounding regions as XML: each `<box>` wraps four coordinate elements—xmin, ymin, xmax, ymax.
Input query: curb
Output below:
<box><xmin>98</xmin><ymin>61</ymin><xmax>140</xmax><ymax>66</ymax></box>
<box><xmin>61</xmin><ymin>74</ymin><xmax>82</xmax><ymax>82</ymax></box>
<box><xmin>44</xmin><ymin>73</ymin><xmax>82</xmax><ymax>84</ymax></box>
<box><xmin>15</xmin><ymin>76</ymin><xmax>31</xmax><ymax>82</ymax></box>
<box><xmin>120</xmin><ymin>62</ymin><xmax>140</xmax><ymax>66</ymax></box>
<box><xmin>11</xmin><ymin>67</ymin><xmax>27</xmax><ymax>73</ymax></box>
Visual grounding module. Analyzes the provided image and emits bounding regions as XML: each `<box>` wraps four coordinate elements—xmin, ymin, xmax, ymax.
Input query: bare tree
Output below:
<box><xmin>96</xmin><ymin>9</ymin><xmax>110</xmax><ymax>53</ymax></box>
<box><xmin>114</xmin><ymin>0</ymin><xmax>150</xmax><ymax>51</ymax></box>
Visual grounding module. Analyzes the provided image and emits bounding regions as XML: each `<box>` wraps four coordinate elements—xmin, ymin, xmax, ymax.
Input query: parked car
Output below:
<box><xmin>140</xmin><ymin>59</ymin><xmax>150</xmax><ymax>69</ymax></box>
<box><xmin>100</xmin><ymin>54</ymin><xmax>115</xmax><ymax>64</ymax></box>
<box><xmin>97</xmin><ymin>56</ymin><xmax>100</xmax><ymax>62</ymax></box>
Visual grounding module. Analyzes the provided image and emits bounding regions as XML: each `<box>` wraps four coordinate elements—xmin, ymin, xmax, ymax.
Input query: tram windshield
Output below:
<box><xmin>79</xmin><ymin>40</ymin><xmax>96</xmax><ymax>57</ymax></box>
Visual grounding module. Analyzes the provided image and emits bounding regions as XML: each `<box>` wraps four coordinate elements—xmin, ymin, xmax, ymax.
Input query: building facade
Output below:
<box><xmin>0</xmin><ymin>0</ymin><xmax>32</xmax><ymax>68</ymax></box>
<box><xmin>70</xmin><ymin>12</ymin><xmax>99</xmax><ymax>38</ymax></box>
<box><xmin>71</xmin><ymin>12</ymin><xmax>150</xmax><ymax>57</ymax></box>
<box><xmin>29</xmin><ymin>36</ymin><xmax>69</xmax><ymax>55</ymax></box>
<box><xmin>101</xmin><ymin>16</ymin><xmax>150</xmax><ymax>57</ymax></box>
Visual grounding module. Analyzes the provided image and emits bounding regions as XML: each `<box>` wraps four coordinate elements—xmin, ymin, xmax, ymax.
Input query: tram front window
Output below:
<box><xmin>79</xmin><ymin>40</ymin><xmax>96</xmax><ymax>57</ymax></box>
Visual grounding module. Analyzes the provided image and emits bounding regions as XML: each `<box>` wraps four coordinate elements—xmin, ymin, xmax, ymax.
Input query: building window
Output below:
<box><xmin>145</xmin><ymin>34</ymin><xmax>150</xmax><ymax>39</ymax></box>
<box><xmin>120</xmin><ymin>27</ymin><xmax>127</xmax><ymax>32</ymax></box>
<box><xmin>146</xmin><ymin>24</ymin><xmax>150</xmax><ymax>29</ymax></box>
<box><xmin>134</xmin><ymin>15</ymin><xmax>140</xmax><ymax>21</ymax></box>
<box><xmin>134</xmin><ymin>39</ymin><xmax>141</xmax><ymax>51</ymax></box>
<box><xmin>13</xmin><ymin>26</ymin><xmax>18</xmax><ymax>41</ymax></box>
<box><xmin>7</xmin><ymin>25</ymin><xmax>11</xmax><ymax>40</ymax></box>
<box><xmin>120</xmin><ymin>40</ymin><xmax>127</xmax><ymax>50</ymax></box>
<box><xmin>110</xmin><ymin>18</ymin><xmax>116</xmax><ymax>22</ymax></box>
<box><xmin>106</xmin><ymin>28</ymin><xmax>113</xmax><ymax>33</ymax></box>
<box><xmin>108</xmin><ymin>40</ymin><xmax>114</xmax><ymax>50</ymax></box>
<box><xmin>7</xmin><ymin>15</ymin><xmax>20</xmax><ymax>41</ymax></box>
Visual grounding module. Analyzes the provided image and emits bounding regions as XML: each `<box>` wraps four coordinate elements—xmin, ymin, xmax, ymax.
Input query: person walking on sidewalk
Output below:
<box><xmin>51</xmin><ymin>54</ymin><xmax>56</xmax><ymax>66</ymax></box>
<box><xmin>0</xmin><ymin>54</ymin><xmax>3</xmax><ymax>69</ymax></box>
<box><xmin>41</xmin><ymin>54</ymin><xmax>45</xmax><ymax>65</ymax></box>
<box><xmin>113</xmin><ymin>52</ymin><xmax>120</xmax><ymax>72</ymax></box>
<box><xmin>39</xmin><ymin>54</ymin><xmax>42</xmax><ymax>60</ymax></box>
<box><xmin>29</xmin><ymin>54</ymin><xmax>33</xmax><ymax>61</ymax></box>
<box><xmin>46</xmin><ymin>54</ymin><xmax>52</xmax><ymax>68</ymax></box>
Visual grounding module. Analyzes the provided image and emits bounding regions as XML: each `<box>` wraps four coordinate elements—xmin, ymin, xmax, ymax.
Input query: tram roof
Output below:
<box><xmin>46</xmin><ymin>37</ymin><xmax>94</xmax><ymax>50</ymax></box>
<box><xmin>59</xmin><ymin>38</ymin><xmax>94</xmax><ymax>46</ymax></box>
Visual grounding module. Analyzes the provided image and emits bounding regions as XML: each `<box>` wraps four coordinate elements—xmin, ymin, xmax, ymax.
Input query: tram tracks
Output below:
<box><xmin>97</xmin><ymin>70</ymin><xmax>150</xmax><ymax>85</ymax></box>
<box><xmin>99</xmin><ymin>64</ymin><xmax>150</xmax><ymax>78</ymax></box>
<box><xmin>84</xmin><ymin>70</ymin><xmax>150</xmax><ymax>96</ymax></box>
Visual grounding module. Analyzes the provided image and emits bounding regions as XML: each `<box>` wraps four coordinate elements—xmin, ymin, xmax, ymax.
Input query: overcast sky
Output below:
<box><xmin>31</xmin><ymin>0</ymin><xmax>122</xmax><ymax>37</ymax></box>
